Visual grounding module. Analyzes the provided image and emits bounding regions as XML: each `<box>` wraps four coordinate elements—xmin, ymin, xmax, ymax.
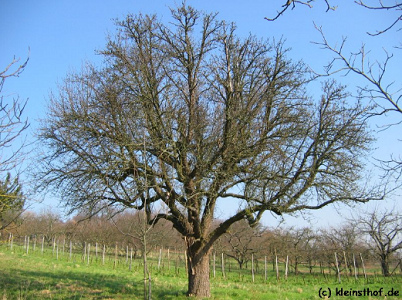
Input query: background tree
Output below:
<box><xmin>0</xmin><ymin>55</ymin><xmax>29</xmax><ymax>174</ymax></box>
<box><xmin>284</xmin><ymin>227</ymin><xmax>315</xmax><ymax>274</ymax></box>
<box><xmin>219</xmin><ymin>219</ymin><xmax>265</xmax><ymax>269</ymax></box>
<box><xmin>38</xmin><ymin>5</ymin><xmax>382</xmax><ymax>297</ymax></box>
<box><xmin>320</xmin><ymin>224</ymin><xmax>364</xmax><ymax>275</ymax></box>
<box><xmin>355</xmin><ymin>208</ymin><xmax>402</xmax><ymax>276</ymax></box>
<box><xmin>267</xmin><ymin>1</ymin><xmax>402</xmax><ymax>179</ymax></box>
<box><xmin>0</xmin><ymin>55</ymin><xmax>29</xmax><ymax>230</ymax></box>
<box><xmin>0</xmin><ymin>173</ymin><xmax>24</xmax><ymax>230</ymax></box>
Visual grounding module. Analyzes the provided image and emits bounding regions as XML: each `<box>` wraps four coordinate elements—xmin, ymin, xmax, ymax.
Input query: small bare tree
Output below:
<box><xmin>219</xmin><ymin>219</ymin><xmax>265</xmax><ymax>269</ymax></box>
<box><xmin>355</xmin><ymin>208</ymin><xmax>402</xmax><ymax>276</ymax></box>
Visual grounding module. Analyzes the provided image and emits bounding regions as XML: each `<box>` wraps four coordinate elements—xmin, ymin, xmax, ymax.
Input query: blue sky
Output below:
<box><xmin>1</xmin><ymin>0</ymin><xmax>400</xmax><ymax>228</ymax></box>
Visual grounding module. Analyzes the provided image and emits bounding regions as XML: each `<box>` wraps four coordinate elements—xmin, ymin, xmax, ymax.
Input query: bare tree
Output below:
<box><xmin>0</xmin><ymin>55</ymin><xmax>29</xmax><ymax>230</ymax></box>
<box><xmin>267</xmin><ymin>0</ymin><xmax>401</xmax><ymax>34</ymax></box>
<box><xmin>0</xmin><ymin>54</ymin><xmax>29</xmax><ymax>174</ymax></box>
<box><xmin>265</xmin><ymin>0</ymin><xmax>336</xmax><ymax>21</ymax></box>
<box><xmin>267</xmin><ymin>1</ymin><xmax>402</xmax><ymax>179</ymax></box>
<box><xmin>219</xmin><ymin>219</ymin><xmax>265</xmax><ymax>269</ymax></box>
<box><xmin>284</xmin><ymin>227</ymin><xmax>315</xmax><ymax>275</ymax></box>
<box><xmin>320</xmin><ymin>224</ymin><xmax>364</xmax><ymax>274</ymax></box>
<box><xmin>355</xmin><ymin>208</ymin><xmax>402</xmax><ymax>276</ymax></box>
<box><xmin>37</xmin><ymin>4</ymin><xmax>382</xmax><ymax>297</ymax></box>
<box><xmin>0</xmin><ymin>173</ymin><xmax>24</xmax><ymax>230</ymax></box>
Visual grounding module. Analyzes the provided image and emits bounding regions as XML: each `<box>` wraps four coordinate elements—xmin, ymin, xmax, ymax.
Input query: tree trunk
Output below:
<box><xmin>187</xmin><ymin>250</ymin><xmax>211</xmax><ymax>297</ymax></box>
<box><xmin>381</xmin><ymin>255</ymin><xmax>390</xmax><ymax>277</ymax></box>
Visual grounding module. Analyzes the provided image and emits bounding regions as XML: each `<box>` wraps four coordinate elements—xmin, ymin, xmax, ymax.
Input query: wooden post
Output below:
<box><xmin>360</xmin><ymin>253</ymin><xmax>367</xmax><ymax>280</ymax></box>
<box><xmin>175</xmin><ymin>255</ymin><xmax>179</xmax><ymax>275</ymax></box>
<box><xmin>56</xmin><ymin>240</ymin><xmax>59</xmax><ymax>260</ymax></box>
<box><xmin>213</xmin><ymin>251</ymin><xmax>216</xmax><ymax>278</ymax></box>
<box><xmin>87</xmin><ymin>243</ymin><xmax>90</xmax><ymax>265</ymax></box>
<box><xmin>26</xmin><ymin>236</ymin><xmax>30</xmax><ymax>255</ymax></box>
<box><xmin>285</xmin><ymin>255</ymin><xmax>289</xmax><ymax>280</ymax></box>
<box><xmin>102</xmin><ymin>244</ymin><xmax>106</xmax><ymax>265</ymax></box>
<box><xmin>221</xmin><ymin>253</ymin><xmax>226</xmax><ymax>278</ymax></box>
<box><xmin>126</xmin><ymin>245</ymin><xmax>129</xmax><ymax>265</ymax></box>
<box><xmin>83</xmin><ymin>242</ymin><xmax>86</xmax><ymax>262</ymax></box>
<box><xmin>275</xmin><ymin>255</ymin><xmax>279</xmax><ymax>281</ymax></box>
<box><xmin>41</xmin><ymin>236</ymin><xmax>44</xmax><ymax>254</ymax></box>
<box><xmin>158</xmin><ymin>248</ymin><xmax>162</xmax><ymax>271</ymax></box>
<box><xmin>114</xmin><ymin>243</ymin><xmax>118</xmax><ymax>269</ymax></box>
<box><xmin>251</xmin><ymin>254</ymin><xmax>255</xmax><ymax>283</ymax></box>
<box><xmin>335</xmin><ymin>252</ymin><xmax>341</xmax><ymax>283</ymax></box>
<box><xmin>69</xmin><ymin>241</ymin><xmax>72</xmax><ymax>261</ymax></box>
<box><xmin>130</xmin><ymin>248</ymin><xmax>133</xmax><ymax>271</ymax></box>
<box><xmin>33</xmin><ymin>236</ymin><xmax>36</xmax><ymax>252</ymax></box>
<box><xmin>95</xmin><ymin>242</ymin><xmax>98</xmax><ymax>260</ymax></box>
<box><xmin>167</xmin><ymin>248</ymin><xmax>170</xmax><ymax>271</ymax></box>
<box><xmin>353</xmin><ymin>253</ymin><xmax>358</xmax><ymax>280</ymax></box>
<box><xmin>343</xmin><ymin>251</ymin><xmax>349</xmax><ymax>277</ymax></box>
<box><xmin>264</xmin><ymin>256</ymin><xmax>267</xmax><ymax>282</ymax></box>
<box><xmin>184</xmin><ymin>250</ymin><xmax>188</xmax><ymax>273</ymax></box>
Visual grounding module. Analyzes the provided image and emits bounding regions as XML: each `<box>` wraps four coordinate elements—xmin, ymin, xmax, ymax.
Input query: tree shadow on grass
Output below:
<box><xmin>0</xmin><ymin>267</ymin><xmax>187</xmax><ymax>299</ymax></box>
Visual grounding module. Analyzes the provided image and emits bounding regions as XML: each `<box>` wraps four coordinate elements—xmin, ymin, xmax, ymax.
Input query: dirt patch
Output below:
<box><xmin>40</xmin><ymin>289</ymin><xmax>52</xmax><ymax>295</ymax></box>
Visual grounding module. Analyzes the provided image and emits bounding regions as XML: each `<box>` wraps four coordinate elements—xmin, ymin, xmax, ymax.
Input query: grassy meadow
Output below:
<box><xmin>0</xmin><ymin>243</ymin><xmax>401</xmax><ymax>299</ymax></box>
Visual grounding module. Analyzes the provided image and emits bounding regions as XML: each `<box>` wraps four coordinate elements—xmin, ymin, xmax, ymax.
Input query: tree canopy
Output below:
<box><xmin>38</xmin><ymin>4</ymin><xmax>382</xmax><ymax>297</ymax></box>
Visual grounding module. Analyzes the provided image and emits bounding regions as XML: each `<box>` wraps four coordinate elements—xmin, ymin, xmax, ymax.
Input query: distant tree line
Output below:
<box><xmin>1</xmin><ymin>207</ymin><xmax>400</xmax><ymax>277</ymax></box>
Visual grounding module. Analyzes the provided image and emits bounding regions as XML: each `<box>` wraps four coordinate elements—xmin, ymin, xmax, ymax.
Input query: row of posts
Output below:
<box><xmin>6</xmin><ymin>233</ymin><xmax>368</xmax><ymax>282</ymax></box>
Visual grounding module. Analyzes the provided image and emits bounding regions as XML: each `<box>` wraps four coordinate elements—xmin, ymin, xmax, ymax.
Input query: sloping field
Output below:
<box><xmin>0</xmin><ymin>245</ymin><xmax>400</xmax><ymax>299</ymax></box>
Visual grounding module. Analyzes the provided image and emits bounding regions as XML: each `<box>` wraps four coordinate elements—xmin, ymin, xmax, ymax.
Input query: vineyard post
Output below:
<box><xmin>130</xmin><ymin>248</ymin><xmax>133</xmax><ymax>271</ymax></box>
<box><xmin>251</xmin><ymin>254</ymin><xmax>255</xmax><ymax>283</ymax></box>
<box><xmin>184</xmin><ymin>250</ymin><xmax>188</xmax><ymax>273</ymax></box>
<box><xmin>353</xmin><ymin>253</ymin><xmax>358</xmax><ymax>280</ymax></box>
<box><xmin>285</xmin><ymin>255</ymin><xmax>288</xmax><ymax>280</ymax></box>
<box><xmin>102</xmin><ymin>244</ymin><xmax>106</xmax><ymax>265</ymax></box>
<box><xmin>343</xmin><ymin>251</ymin><xmax>349</xmax><ymax>277</ymax></box>
<box><xmin>69</xmin><ymin>241</ymin><xmax>72</xmax><ymax>261</ymax></box>
<box><xmin>114</xmin><ymin>243</ymin><xmax>118</xmax><ymax>269</ymax></box>
<box><xmin>335</xmin><ymin>252</ymin><xmax>341</xmax><ymax>283</ymax></box>
<box><xmin>360</xmin><ymin>253</ymin><xmax>367</xmax><ymax>280</ymax></box>
<box><xmin>83</xmin><ymin>242</ymin><xmax>86</xmax><ymax>263</ymax></box>
<box><xmin>213</xmin><ymin>251</ymin><xmax>216</xmax><ymax>278</ymax></box>
<box><xmin>275</xmin><ymin>254</ymin><xmax>279</xmax><ymax>281</ymax></box>
<box><xmin>158</xmin><ymin>248</ymin><xmax>162</xmax><ymax>271</ymax></box>
<box><xmin>167</xmin><ymin>248</ymin><xmax>170</xmax><ymax>271</ymax></box>
<box><xmin>221</xmin><ymin>253</ymin><xmax>225</xmax><ymax>278</ymax></box>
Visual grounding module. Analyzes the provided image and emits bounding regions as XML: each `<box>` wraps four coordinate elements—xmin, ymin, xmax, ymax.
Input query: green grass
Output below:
<box><xmin>0</xmin><ymin>245</ymin><xmax>400</xmax><ymax>299</ymax></box>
